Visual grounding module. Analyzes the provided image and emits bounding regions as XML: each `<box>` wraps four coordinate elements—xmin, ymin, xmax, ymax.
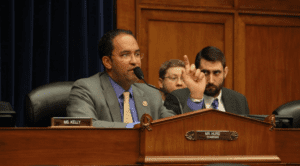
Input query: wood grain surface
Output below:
<box><xmin>0</xmin><ymin>127</ymin><xmax>299</xmax><ymax>165</ymax></box>
<box><xmin>0</xmin><ymin>128</ymin><xmax>139</xmax><ymax>165</ymax></box>
<box><xmin>117</xmin><ymin>0</ymin><xmax>300</xmax><ymax>116</ymax></box>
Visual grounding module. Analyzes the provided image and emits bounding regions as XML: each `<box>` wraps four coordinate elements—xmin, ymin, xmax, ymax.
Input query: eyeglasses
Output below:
<box><xmin>120</xmin><ymin>52</ymin><xmax>144</xmax><ymax>60</ymax></box>
<box><xmin>164</xmin><ymin>76</ymin><xmax>183</xmax><ymax>82</ymax></box>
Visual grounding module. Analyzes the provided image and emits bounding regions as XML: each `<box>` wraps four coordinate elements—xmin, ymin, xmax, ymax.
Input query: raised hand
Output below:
<box><xmin>182</xmin><ymin>55</ymin><xmax>206</xmax><ymax>99</ymax></box>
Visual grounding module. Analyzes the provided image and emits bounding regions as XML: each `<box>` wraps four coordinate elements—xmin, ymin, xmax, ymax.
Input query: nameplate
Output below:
<box><xmin>185</xmin><ymin>130</ymin><xmax>238</xmax><ymax>141</ymax></box>
<box><xmin>51</xmin><ymin>117</ymin><xmax>93</xmax><ymax>127</ymax></box>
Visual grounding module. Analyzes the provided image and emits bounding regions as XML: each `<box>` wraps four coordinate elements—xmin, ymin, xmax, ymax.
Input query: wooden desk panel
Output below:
<box><xmin>1</xmin><ymin>127</ymin><xmax>300</xmax><ymax>165</ymax></box>
<box><xmin>0</xmin><ymin>127</ymin><xmax>139</xmax><ymax>166</ymax></box>
<box><xmin>275</xmin><ymin>129</ymin><xmax>300</xmax><ymax>164</ymax></box>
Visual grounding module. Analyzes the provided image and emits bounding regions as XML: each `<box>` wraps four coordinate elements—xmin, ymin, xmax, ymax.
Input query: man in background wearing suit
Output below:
<box><xmin>67</xmin><ymin>29</ymin><xmax>178</xmax><ymax>128</ymax></box>
<box><xmin>170</xmin><ymin>46</ymin><xmax>250</xmax><ymax>115</ymax></box>
<box><xmin>158</xmin><ymin>59</ymin><xmax>186</xmax><ymax>101</ymax></box>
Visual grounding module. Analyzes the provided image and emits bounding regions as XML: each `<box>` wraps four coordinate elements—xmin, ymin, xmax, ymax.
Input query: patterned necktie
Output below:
<box><xmin>123</xmin><ymin>92</ymin><xmax>133</xmax><ymax>123</ymax></box>
<box><xmin>211</xmin><ymin>98</ymin><xmax>219</xmax><ymax>110</ymax></box>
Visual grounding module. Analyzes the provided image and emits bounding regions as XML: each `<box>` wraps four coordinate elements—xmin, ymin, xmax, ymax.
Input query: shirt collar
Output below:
<box><xmin>108</xmin><ymin>76</ymin><xmax>133</xmax><ymax>99</ymax></box>
<box><xmin>204</xmin><ymin>89</ymin><xmax>222</xmax><ymax>105</ymax></box>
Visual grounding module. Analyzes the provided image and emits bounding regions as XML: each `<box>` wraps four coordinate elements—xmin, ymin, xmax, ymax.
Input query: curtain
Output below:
<box><xmin>0</xmin><ymin>0</ymin><xmax>114</xmax><ymax>126</ymax></box>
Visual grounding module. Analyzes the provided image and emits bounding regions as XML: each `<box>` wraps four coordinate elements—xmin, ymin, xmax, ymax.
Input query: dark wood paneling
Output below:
<box><xmin>236</xmin><ymin>15</ymin><xmax>300</xmax><ymax>115</ymax></box>
<box><xmin>245</xmin><ymin>25</ymin><xmax>300</xmax><ymax>114</ymax></box>
<box><xmin>275</xmin><ymin>129</ymin><xmax>300</xmax><ymax>163</ymax></box>
<box><xmin>0</xmin><ymin>128</ymin><xmax>139</xmax><ymax>165</ymax></box>
<box><xmin>1</xmin><ymin>127</ymin><xmax>300</xmax><ymax>165</ymax></box>
<box><xmin>116</xmin><ymin>0</ymin><xmax>136</xmax><ymax>34</ymax></box>
<box><xmin>138</xmin><ymin>9</ymin><xmax>233</xmax><ymax>89</ymax></box>
<box><xmin>145</xmin><ymin>164</ymin><xmax>288</xmax><ymax>166</ymax></box>
<box><xmin>148</xmin><ymin>21</ymin><xmax>225</xmax><ymax>88</ymax></box>
<box><xmin>145</xmin><ymin>111</ymin><xmax>275</xmax><ymax>156</ymax></box>
<box><xmin>139</xmin><ymin>0</ymin><xmax>234</xmax><ymax>8</ymax></box>
<box><xmin>238</xmin><ymin>0</ymin><xmax>300</xmax><ymax>13</ymax></box>
<box><xmin>117</xmin><ymin>0</ymin><xmax>300</xmax><ymax>116</ymax></box>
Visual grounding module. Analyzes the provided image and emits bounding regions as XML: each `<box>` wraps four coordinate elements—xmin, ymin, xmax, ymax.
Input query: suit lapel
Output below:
<box><xmin>100</xmin><ymin>73</ymin><xmax>122</xmax><ymax>122</ymax></box>
<box><xmin>180</xmin><ymin>89</ymin><xmax>193</xmax><ymax>114</ymax></box>
<box><xmin>132</xmin><ymin>85</ymin><xmax>151</xmax><ymax>121</ymax></box>
<box><xmin>222</xmin><ymin>88</ymin><xmax>235</xmax><ymax>114</ymax></box>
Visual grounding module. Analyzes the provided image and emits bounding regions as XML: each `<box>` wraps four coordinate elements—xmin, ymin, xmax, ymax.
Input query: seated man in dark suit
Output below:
<box><xmin>169</xmin><ymin>46</ymin><xmax>250</xmax><ymax>115</ymax></box>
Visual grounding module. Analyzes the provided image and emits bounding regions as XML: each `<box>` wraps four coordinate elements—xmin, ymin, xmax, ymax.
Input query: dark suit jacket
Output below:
<box><xmin>66</xmin><ymin>72</ymin><xmax>176</xmax><ymax>128</ymax></box>
<box><xmin>167</xmin><ymin>87</ymin><xmax>249</xmax><ymax>115</ymax></box>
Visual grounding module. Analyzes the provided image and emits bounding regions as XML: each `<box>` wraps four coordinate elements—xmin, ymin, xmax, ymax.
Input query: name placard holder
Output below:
<box><xmin>185</xmin><ymin>130</ymin><xmax>238</xmax><ymax>141</ymax></box>
<box><xmin>51</xmin><ymin>117</ymin><xmax>93</xmax><ymax>127</ymax></box>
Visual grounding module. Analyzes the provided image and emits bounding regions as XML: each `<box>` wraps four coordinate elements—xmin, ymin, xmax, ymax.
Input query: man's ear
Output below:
<box><xmin>158</xmin><ymin>78</ymin><xmax>164</xmax><ymax>89</ymax></box>
<box><xmin>224</xmin><ymin>66</ymin><xmax>229</xmax><ymax>78</ymax></box>
<box><xmin>102</xmin><ymin>56</ymin><xmax>112</xmax><ymax>70</ymax></box>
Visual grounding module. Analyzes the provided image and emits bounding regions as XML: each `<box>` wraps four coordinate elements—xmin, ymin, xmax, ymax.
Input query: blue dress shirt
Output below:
<box><xmin>108</xmin><ymin>77</ymin><xmax>139</xmax><ymax>123</ymax></box>
<box><xmin>187</xmin><ymin>97</ymin><xmax>205</xmax><ymax>111</ymax></box>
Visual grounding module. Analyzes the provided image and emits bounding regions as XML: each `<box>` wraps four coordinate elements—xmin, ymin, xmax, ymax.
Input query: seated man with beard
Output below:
<box><xmin>169</xmin><ymin>46</ymin><xmax>249</xmax><ymax>115</ymax></box>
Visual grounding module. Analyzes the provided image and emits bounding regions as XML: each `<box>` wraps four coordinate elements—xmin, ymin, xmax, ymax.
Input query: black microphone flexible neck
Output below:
<box><xmin>133</xmin><ymin>67</ymin><xmax>183</xmax><ymax>114</ymax></box>
<box><xmin>142</xmin><ymin>79</ymin><xmax>169</xmax><ymax>95</ymax></box>
<box><xmin>133</xmin><ymin>67</ymin><xmax>168</xmax><ymax>93</ymax></box>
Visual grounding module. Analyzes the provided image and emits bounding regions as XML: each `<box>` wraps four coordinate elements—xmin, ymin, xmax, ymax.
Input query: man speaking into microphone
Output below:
<box><xmin>67</xmin><ymin>29</ymin><xmax>206</xmax><ymax>128</ymax></box>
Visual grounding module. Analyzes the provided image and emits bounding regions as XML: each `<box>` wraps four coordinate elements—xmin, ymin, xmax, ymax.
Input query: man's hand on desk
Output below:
<box><xmin>125</xmin><ymin>122</ymin><xmax>140</xmax><ymax>128</ymax></box>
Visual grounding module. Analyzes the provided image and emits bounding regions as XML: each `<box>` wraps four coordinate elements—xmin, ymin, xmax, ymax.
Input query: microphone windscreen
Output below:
<box><xmin>133</xmin><ymin>67</ymin><xmax>144</xmax><ymax>80</ymax></box>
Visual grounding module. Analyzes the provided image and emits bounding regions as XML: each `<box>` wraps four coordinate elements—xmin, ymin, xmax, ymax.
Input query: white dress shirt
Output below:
<box><xmin>203</xmin><ymin>90</ymin><xmax>226</xmax><ymax>112</ymax></box>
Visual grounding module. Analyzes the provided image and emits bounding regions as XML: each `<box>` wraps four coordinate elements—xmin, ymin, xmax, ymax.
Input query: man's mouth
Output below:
<box><xmin>207</xmin><ymin>86</ymin><xmax>215</xmax><ymax>89</ymax></box>
<box><xmin>206</xmin><ymin>85</ymin><xmax>217</xmax><ymax>91</ymax></box>
<box><xmin>128</xmin><ymin>68</ymin><xmax>136</xmax><ymax>71</ymax></box>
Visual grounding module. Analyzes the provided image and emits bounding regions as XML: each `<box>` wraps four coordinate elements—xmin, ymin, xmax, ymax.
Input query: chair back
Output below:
<box><xmin>272</xmin><ymin>100</ymin><xmax>300</xmax><ymax>128</ymax></box>
<box><xmin>25</xmin><ymin>81</ymin><xmax>74</xmax><ymax>127</ymax></box>
<box><xmin>0</xmin><ymin>101</ymin><xmax>16</xmax><ymax>127</ymax></box>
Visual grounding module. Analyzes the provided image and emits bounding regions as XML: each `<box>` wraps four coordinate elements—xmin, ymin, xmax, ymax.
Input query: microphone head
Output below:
<box><xmin>133</xmin><ymin>67</ymin><xmax>144</xmax><ymax>80</ymax></box>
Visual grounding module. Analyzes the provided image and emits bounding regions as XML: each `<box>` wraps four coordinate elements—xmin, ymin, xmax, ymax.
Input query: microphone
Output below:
<box><xmin>133</xmin><ymin>67</ymin><xmax>183</xmax><ymax>114</ymax></box>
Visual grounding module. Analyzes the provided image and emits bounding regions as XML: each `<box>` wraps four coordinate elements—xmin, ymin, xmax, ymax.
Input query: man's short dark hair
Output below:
<box><xmin>98</xmin><ymin>29</ymin><xmax>135</xmax><ymax>62</ymax></box>
<box><xmin>159</xmin><ymin>59</ymin><xmax>185</xmax><ymax>79</ymax></box>
<box><xmin>195</xmin><ymin>46</ymin><xmax>226</xmax><ymax>69</ymax></box>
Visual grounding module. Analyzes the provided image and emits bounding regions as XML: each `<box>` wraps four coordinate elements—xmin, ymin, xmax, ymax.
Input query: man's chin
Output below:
<box><xmin>204</xmin><ymin>89</ymin><xmax>220</xmax><ymax>97</ymax></box>
<box><xmin>128</xmin><ymin>76</ymin><xmax>139</xmax><ymax>84</ymax></box>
